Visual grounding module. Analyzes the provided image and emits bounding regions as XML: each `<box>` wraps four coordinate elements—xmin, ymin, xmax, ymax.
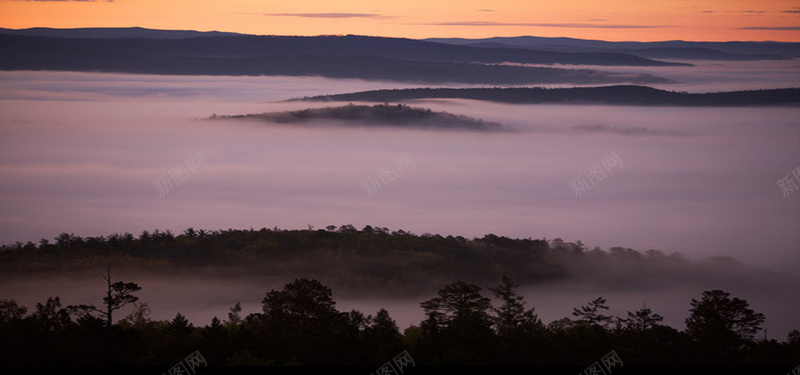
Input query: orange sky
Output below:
<box><xmin>1</xmin><ymin>0</ymin><xmax>798</xmax><ymax>42</ymax></box>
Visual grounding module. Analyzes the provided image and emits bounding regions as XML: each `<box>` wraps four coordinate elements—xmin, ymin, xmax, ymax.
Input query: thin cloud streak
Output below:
<box><xmin>417</xmin><ymin>21</ymin><xmax>675</xmax><ymax>29</ymax></box>
<box><xmin>265</xmin><ymin>13</ymin><xmax>384</xmax><ymax>19</ymax></box>
<box><xmin>738</xmin><ymin>26</ymin><xmax>800</xmax><ymax>30</ymax></box>
<box><xmin>12</xmin><ymin>0</ymin><xmax>112</xmax><ymax>2</ymax></box>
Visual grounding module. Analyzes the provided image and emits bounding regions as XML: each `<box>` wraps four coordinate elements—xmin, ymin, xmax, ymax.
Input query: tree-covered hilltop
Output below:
<box><xmin>0</xmin><ymin>277</ymin><xmax>797</xmax><ymax>368</ymax></box>
<box><xmin>209</xmin><ymin>104</ymin><xmax>506</xmax><ymax>131</ymax></box>
<box><xmin>296</xmin><ymin>85</ymin><xmax>800</xmax><ymax>106</ymax></box>
<box><xmin>0</xmin><ymin>225</ymin><xmax>767</xmax><ymax>295</ymax></box>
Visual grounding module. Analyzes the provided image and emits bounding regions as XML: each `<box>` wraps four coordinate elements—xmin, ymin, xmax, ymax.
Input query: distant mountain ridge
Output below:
<box><xmin>425</xmin><ymin>36</ymin><xmax>800</xmax><ymax>60</ymax></box>
<box><xmin>0</xmin><ymin>28</ymin><xmax>684</xmax><ymax>84</ymax></box>
<box><xmin>0</xmin><ymin>27</ymin><xmax>684</xmax><ymax>66</ymax></box>
<box><xmin>4</xmin><ymin>27</ymin><xmax>795</xmax><ymax>83</ymax></box>
<box><xmin>0</xmin><ymin>26</ymin><xmax>243</xmax><ymax>39</ymax></box>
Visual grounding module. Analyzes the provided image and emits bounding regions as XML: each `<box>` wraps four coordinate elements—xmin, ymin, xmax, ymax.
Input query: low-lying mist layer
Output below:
<box><xmin>2</xmin><ymin>71</ymin><xmax>798</xmax><ymax>348</ymax></box>
<box><xmin>208</xmin><ymin>104</ymin><xmax>506</xmax><ymax>131</ymax></box>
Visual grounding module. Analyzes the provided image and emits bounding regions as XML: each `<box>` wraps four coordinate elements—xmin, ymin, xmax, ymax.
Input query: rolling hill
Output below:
<box><xmin>0</xmin><ymin>27</ymin><xmax>685</xmax><ymax>84</ymax></box>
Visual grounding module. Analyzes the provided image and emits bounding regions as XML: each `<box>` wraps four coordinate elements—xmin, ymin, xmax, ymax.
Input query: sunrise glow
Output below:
<box><xmin>1</xmin><ymin>0</ymin><xmax>798</xmax><ymax>41</ymax></box>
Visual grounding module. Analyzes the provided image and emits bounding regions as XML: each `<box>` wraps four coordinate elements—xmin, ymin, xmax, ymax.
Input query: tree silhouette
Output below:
<box><xmin>686</xmin><ymin>289</ymin><xmax>765</xmax><ymax>343</ymax></box>
<box><xmin>261</xmin><ymin>278</ymin><xmax>340</xmax><ymax>327</ymax></box>
<box><xmin>489</xmin><ymin>276</ymin><xmax>542</xmax><ymax>338</ymax></box>
<box><xmin>788</xmin><ymin>330</ymin><xmax>800</xmax><ymax>346</ymax></box>
<box><xmin>420</xmin><ymin>280</ymin><xmax>495</xmax><ymax>364</ymax></box>
<box><xmin>31</xmin><ymin>297</ymin><xmax>72</xmax><ymax>333</ymax></box>
<box><xmin>167</xmin><ymin>313</ymin><xmax>194</xmax><ymax>336</ymax></box>
<box><xmin>0</xmin><ymin>299</ymin><xmax>28</xmax><ymax>324</ymax></box>
<box><xmin>685</xmin><ymin>289</ymin><xmax>765</xmax><ymax>362</ymax></box>
<box><xmin>572</xmin><ymin>297</ymin><xmax>612</xmax><ymax>328</ymax></box>
<box><xmin>227</xmin><ymin>301</ymin><xmax>243</xmax><ymax>325</ymax></box>
<box><xmin>620</xmin><ymin>304</ymin><xmax>664</xmax><ymax>334</ymax></box>
<box><xmin>67</xmin><ymin>267</ymin><xmax>141</xmax><ymax>327</ymax></box>
<box><xmin>118</xmin><ymin>302</ymin><xmax>151</xmax><ymax>329</ymax></box>
<box><xmin>488</xmin><ymin>276</ymin><xmax>544</xmax><ymax>364</ymax></box>
<box><xmin>361</xmin><ymin>308</ymin><xmax>404</xmax><ymax>363</ymax></box>
<box><xmin>366</xmin><ymin>308</ymin><xmax>401</xmax><ymax>340</ymax></box>
<box><xmin>259</xmin><ymin>279</ymin><xmax>354</xmax><ymax>364</ymax></box>
<box><xmin>420</xmin><ymin>280</ymin><xmax>491</xmax><ymax>327</ymax></box>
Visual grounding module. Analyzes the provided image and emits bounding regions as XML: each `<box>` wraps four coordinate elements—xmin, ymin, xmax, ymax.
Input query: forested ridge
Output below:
<box><xmin>0</xmin><ymin>225</ymin><xmax>760</xmax><ymax>293</ymax></box>
<box><xmin>1</xmin><ymin>226</ymin><xmax>798</xmax><ymax>370</ymax></box>
<box><xmin>297</xmin><ymin>86</ymin><xmax>800</xmax><ymax>106</ymax></box>
<box><xmin>0</xmin><ymin>33</ymin><xmax>676</xmax><ymax>85</ymax></box>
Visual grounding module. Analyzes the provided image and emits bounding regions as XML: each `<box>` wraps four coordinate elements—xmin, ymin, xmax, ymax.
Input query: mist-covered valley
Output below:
<box><xmin>1</xmin><ymin>54</ymin><xmax>799</xmax><ymax>367</ymax></box>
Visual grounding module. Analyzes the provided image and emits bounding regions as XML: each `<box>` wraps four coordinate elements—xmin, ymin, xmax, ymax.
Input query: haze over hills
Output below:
<box><xmin>426</xmin><ymin>36</ymin><xmax>800</xmax><ymax>60</ymax></box>
<box><xmin>4</xmin><ymin>27</ymin><xmax>794</xmax><ymax>59</ymax></box>
<box><xmin>0</xmin><ymin>27</ymin><xmax>694</xmax><ymax>85</ymax></box>
<box><xmin>0</xmin><ymin>27</ymin><xmax>684</xmax><ymax>67</ymax></box>
<box><xmin>0</xmin><ymin>27</ymin><xmax>795</xmax><ymax>83</ymax></box>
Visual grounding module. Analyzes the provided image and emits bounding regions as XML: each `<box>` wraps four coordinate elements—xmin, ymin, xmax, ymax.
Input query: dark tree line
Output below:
<box><xmin>0</xmin><ymin>225</ymin><xmax>751</xmax><ymax>295</ymax></box>
<box><xmin>300</xmin><ymin>86</ymin><xmax>800</xmax><ymax>106</ymax></box>
<box><xmin>0</xmin><ymin>277</ymin><xmax>797</xmax><ymax>366</ymax></box>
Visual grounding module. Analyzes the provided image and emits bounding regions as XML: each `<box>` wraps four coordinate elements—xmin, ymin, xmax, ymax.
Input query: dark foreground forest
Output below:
<box><xmin>1</xmin><ymin>227</ymin><xmax>798</xmax><ymax>373</ymax></box>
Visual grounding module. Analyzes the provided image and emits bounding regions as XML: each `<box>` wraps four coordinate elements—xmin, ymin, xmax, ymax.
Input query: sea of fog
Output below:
<box><xmin>0</xmin><ymin>63</ymin><xmax>798</xmax><ymax>338</ymax></box>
